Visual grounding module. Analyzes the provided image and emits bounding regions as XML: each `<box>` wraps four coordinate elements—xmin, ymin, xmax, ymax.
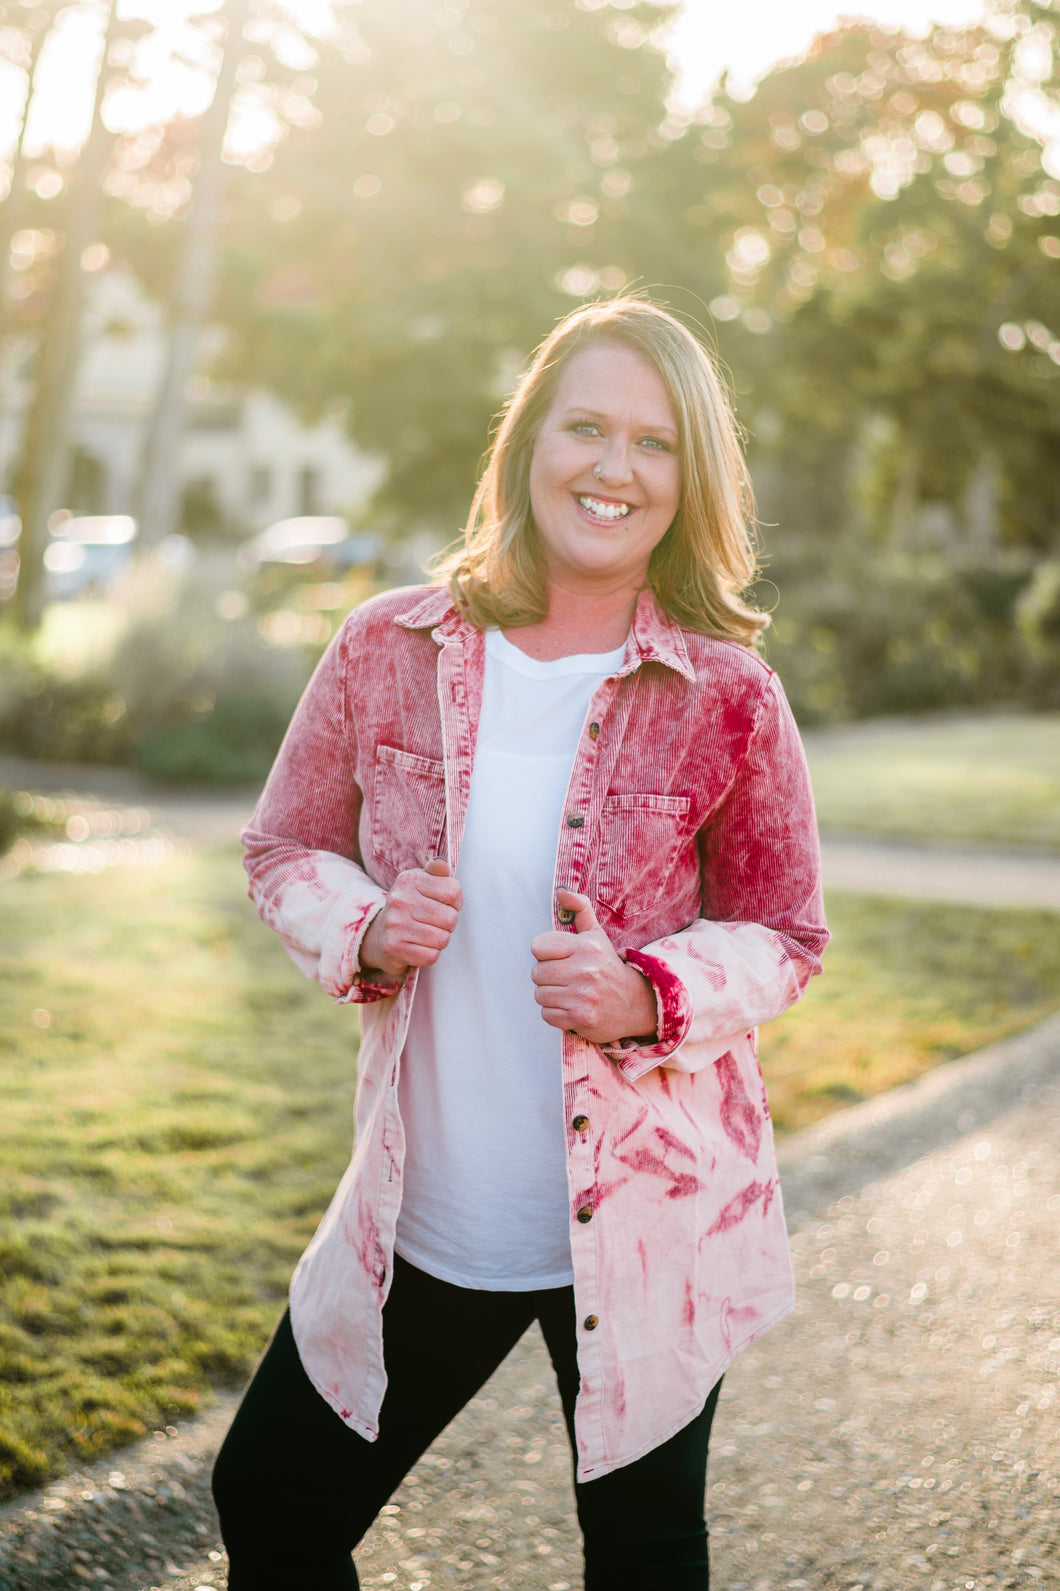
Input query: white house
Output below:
<box><xmin>0</xmin><ymin>264</ymin><xmax>385</xmax><ymax>536</ymax></box>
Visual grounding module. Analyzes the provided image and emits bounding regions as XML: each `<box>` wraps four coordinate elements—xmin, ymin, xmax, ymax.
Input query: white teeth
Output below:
<box><xmin>578</xmin><ymin>495</ymin><xmax>631</xmax><ymax>521</ymax></box>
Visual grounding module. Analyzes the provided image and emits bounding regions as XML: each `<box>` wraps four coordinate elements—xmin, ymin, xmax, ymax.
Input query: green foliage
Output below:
<box><xmin>213</xmin><ymin>0</ymin><xmax>681</xmax><ymax>533</ymax></box>
<box><xmin>194</xmin><ymin>0</ymin><xmax>1058</xmax><ymax>713</ymax></box>
<box><xmin>675</xmin><ymin>13</ymin><xmax>1060</xmax><ymax>715</ymax></box>
<box><xmin>0</xmin><ymin>625</ymin><xmax>134</xmax><ymax>762</ymax></box>
<box><xmin>109</xmin><ymin>574</ymin><xmax>309</xmax><ymax>782</ymax></box>
<box><xmin>1016</xmin><ymin>558</ymin><xmax>1060</xmax><ymax>705</ymax></box>
<box><xmin>757</xmin><ymin>544</ymin><xmax>1038</xmax><ymax>723</ymax></box>
<box><xmin>0</xmin><ymin>573</ymin><xmax>309</xmax><ymax>781</ymax></box>
<box><xmin>135</xmin><ymin>690</ymin><xmax>297</xmax><ymax>784</ymax></box>
<box><xmin>7</xmin><ymin>0</ymin><xmax>1060</xmax><ymax>717</ymax></box>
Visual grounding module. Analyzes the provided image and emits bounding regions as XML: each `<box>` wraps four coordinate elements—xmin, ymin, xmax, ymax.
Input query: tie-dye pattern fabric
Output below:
<box><xmin>241</xmin><ymin>584</ymin><xmax>829</xmax><ymax>1481</ymax></box>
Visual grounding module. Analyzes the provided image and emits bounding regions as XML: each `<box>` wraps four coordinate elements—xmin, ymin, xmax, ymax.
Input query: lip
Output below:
<box><xmin>573</xmin><ymin>491</ymin><xmax>636</xmax><ymax>523</ymax></box>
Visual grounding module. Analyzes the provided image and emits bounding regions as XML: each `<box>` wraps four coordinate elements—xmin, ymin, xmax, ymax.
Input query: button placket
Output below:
<box><xmin>555</xmin><ymin>714</ymin><xmax>598</xmax><ymax>917</ymax></box>
<box><xmin>557</xmin><ymin>670</ymin><xmax>626</xmax><ymax>1393</ymax></box>
<box><xmin>553</xmin><ymin>678</ymin><xmax>622</xmax><ymax>926</ymax></box>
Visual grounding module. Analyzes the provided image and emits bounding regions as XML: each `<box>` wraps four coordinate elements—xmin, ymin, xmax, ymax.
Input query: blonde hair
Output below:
<box><xmin>430</xmin><ymin>295</ymin><xmax>768</xmax><ymax>645</ymax></box>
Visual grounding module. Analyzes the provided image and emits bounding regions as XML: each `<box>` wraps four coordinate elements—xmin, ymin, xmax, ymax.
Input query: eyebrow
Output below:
<box><xmin>561</xmin><ymin>406</ymin><xmax>679</xmax><ymax>441</ymax></box>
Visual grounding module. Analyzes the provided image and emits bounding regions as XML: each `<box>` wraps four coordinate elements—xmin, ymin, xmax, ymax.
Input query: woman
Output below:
<box><xmin>213</xmin><ymin>295</ymin><xmax>828</xmax><ymax>1589</ymax></box>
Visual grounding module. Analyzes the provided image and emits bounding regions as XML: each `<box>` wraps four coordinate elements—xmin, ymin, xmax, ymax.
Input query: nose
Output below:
<box><xmin>593</xmin><ymin>435</ymin><xmax>634</xmax><ymax>486</ymax></box>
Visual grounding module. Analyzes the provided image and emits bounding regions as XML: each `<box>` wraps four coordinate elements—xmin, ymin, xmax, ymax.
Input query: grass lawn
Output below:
<box><xmin>1</xmin><ymin>848</ymin><xmax>1059</xmax><ymax>1497</ymax></box>
<box><xmin>802</xmin><ymin>711</ymin><xmax>1060</xmax><ymax>850</ymax></box>
<box><xmin>0</xmin><ymin>847</ymin><xmax>357</xmax><ymax>1498</ymax></box>
<box><xmin>758</xmin><ymin>892</ymin><xmax>1058</xmax><ymax>1131</ymax></box>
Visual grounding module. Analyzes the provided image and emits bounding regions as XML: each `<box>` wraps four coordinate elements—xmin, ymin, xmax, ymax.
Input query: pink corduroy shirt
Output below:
<box><xmin>241</xmin><ymin>583</ymin><xmax>829</xmax><ymax>1482</ymax></box>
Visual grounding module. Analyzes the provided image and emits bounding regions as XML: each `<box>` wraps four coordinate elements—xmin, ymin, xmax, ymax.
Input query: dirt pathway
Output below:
<box><xmin>819</xmin><ymin>834</ymin><xmax>1060</xmax><ymax>912</ymax></box>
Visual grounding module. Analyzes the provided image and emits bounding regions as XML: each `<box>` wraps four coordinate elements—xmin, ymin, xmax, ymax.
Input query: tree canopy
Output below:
<box><xmin>0</xmin><ymin>0</ymin><xmax>1057</xmax><ymax>711</ymax></box>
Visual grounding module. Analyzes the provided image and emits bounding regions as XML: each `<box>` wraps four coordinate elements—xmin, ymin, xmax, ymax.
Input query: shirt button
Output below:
<box><xmin>557</xmin><ymin>907</ymin><xmax>576</xmax><ymax>925</ymax></box>
<box><xmin>566</xmin><ymin>813</ymin><xmax>585</xmax><ymax>828</ymax></box>
<box><xmin>577</xmin><ymin>1205</ymin><xmax>593</xmax><ymax>1224</ymax></box>
<box><xmin>584</xmin><ymin>1314</ymin><xmax>599</xmax><ymax>1331</ymax></box>
<box><xmin>572</xmin><ymin>1114</ymin><xmax>589</xmax><ymax>1133</ymax></box>
<box><xmin>588</xmin><ymin>722</ymin><xmax>600</xmax><ymax>740</ymax></box>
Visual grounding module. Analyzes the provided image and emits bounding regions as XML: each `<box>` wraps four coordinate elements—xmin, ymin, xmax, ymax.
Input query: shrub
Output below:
<box><xmin>761</xmin><ymin>553</ymin><xmax>1050</xmax><ymax>725</ymax></box>
<box><xmin>0</xmin><ymin>627</ymin><xmax>130</xmax><ymax>763</ymax></box>
<box><xmin>136</xmin><ymin>690</ymin><xmax>298</xmax><ymax>784</ymax></box>
<box><xmin>0</xmin><ymin>569</ymin><xmax>313</xmax><ymax>783</ymax></box>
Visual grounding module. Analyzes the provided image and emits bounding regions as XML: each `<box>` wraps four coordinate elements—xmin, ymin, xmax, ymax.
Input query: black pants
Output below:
<box><xmin>213</xmin><ymin>1254</ymin><xmax>721</xmax><ymax>1590</ymax></box>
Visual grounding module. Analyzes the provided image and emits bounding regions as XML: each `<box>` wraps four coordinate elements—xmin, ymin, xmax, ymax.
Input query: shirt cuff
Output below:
<box><xmin>327</xmin><ymin>902</ymin><xmax>404</xmax><ymax>1004</ymax></box>
<box><xmin>599</xmin><ymin>948</ymin><xmax>693</xmax><ymax>1079</ymax></box>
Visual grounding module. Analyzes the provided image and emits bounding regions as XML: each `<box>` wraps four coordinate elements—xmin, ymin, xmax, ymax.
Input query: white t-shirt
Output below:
<box><xmin>394</xmin><ymin>627</ymin><xmax>626</xmax><ymax>1290</ymax></box>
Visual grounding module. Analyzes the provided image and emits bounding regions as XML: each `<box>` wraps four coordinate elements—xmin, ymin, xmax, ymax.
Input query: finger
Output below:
<box><xmin>530</xmin><ymin>931</ymin><xmax>577</xmax><ymax>963</ymax></box>
<box><xmin>403</xmin><ymin>943</ymin><xmax>443</xmax><ymax>968</ymax></box>
<box><xmin>536</xmin><ymin>996</ymin><xmax>570</xmax><ymax>1027</ymax></box>
<box><xmin>413</xmin><ymin>886</ymin><xmax>462</xmax><ymax>918</ymax></box>
<box><xmin>530</xmin><ymin>959</ymin><xmax>572</xmax><ymax>988</ymax></box>
<box><xmin>534</xmin><ymin>985</ymin><xmax>574</xmax><ymax>1016</ymax></box>
<box><xmin>401</xmin><ymin>924</ymin><xmax>452</xmax><ymax>952</ymax></box>
<box><xmin>415</xmin><ymin>872</ymin><xmax>463</xmax><ymax>908</ymax></box>
<box><xmin>555</xmin><ymin>888</ymin><xmax>601</xmax><ymax>934</ymax></box>
<box><xmin>407</xmin><ymin>899</ymin><xmax>459</xmax><ymax>933</ymax></box>
<box><xmin>395</xmin><ymin>868</ymin><xmax>461</xmax><ymax>910</ymax></box>
<box><xmin>386</xmin><ymin>918</ymin><xmax>453</xmax><ymax>959</ymax></box>
<box><xmin>538</xmin><ymin>1000</ymin><xmax>581</xmax><ymax>1034</ymax></box>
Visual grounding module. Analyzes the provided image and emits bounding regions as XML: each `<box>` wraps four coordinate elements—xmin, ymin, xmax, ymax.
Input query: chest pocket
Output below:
<box><xmin>370</xmin><ymin>745</ymin><xmax>447</xmax><ymax>885</ymax></box>
<box><xmin>595</xmin><ymin>793</ymin><xmax>692</xmax><ymax>921</ymax></box>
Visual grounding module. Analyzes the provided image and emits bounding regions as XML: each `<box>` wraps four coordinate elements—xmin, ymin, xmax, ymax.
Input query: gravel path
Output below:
<box><xmin>2</xmin><ymin>1013</ymin><xmax>1057</xmax><ymax>1591</ymax></box>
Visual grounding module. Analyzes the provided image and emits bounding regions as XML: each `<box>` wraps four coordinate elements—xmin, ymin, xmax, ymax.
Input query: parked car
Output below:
<box><xmin>43</xmin><ymin>513</ymin><xmax>138</xmax><ymax>599</ymax></box>
<box><xmin>238</xmin><ymin>516</ymin><xmax>379</xmax><ymax>573</ymax></box>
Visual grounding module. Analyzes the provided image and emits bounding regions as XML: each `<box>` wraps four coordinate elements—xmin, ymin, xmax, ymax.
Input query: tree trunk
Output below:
<box><xmin>0</xmin><ymin>3</ymin><xmax>61</xmax><ymax>350</ymax></box>
<box><xmin>11</xmin><ymin>0</ymin><xmax>120</xmax><ymax>631</ymax></box>
<box><xmin>135</xmin><ymin>0</ymin><xmax>250</xmax><ymax>548</ymax></box>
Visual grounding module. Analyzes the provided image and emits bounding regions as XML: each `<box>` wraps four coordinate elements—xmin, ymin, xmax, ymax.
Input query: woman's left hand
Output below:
<box><xmin>530</xmin><ymin>889</ymin><xmax>658</xmax><ymax>1045</ymax></box>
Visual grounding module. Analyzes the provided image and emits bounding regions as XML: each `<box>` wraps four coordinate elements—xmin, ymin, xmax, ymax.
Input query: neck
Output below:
<box><xmin>504</xmin><ymin>581</ymin><xmax>642</xmax><ymax>662</ymax></box>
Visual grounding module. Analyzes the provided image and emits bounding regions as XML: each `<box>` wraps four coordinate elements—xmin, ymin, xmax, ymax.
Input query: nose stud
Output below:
<box><xmin>593</xmin><ymin>462</ymin><xmax>603</xmax><ymax>479</ymax></box>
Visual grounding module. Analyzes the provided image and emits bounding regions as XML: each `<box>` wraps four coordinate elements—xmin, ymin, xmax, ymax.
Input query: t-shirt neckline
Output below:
<box><xmin>487</xmin><ymin>627</ymin><xmax>627</xmax><ymax>679</ymax></box>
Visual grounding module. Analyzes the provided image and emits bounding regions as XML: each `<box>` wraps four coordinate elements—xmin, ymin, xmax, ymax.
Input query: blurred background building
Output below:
<box><xmin>0</xmin><ymin>264</ymin><xmax>383</xmax><ymax>537</ymax></box>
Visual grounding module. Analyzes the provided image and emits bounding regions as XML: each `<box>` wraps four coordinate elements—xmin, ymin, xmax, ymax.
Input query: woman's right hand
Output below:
<box><xmin>359</xmin><ymin>859</ymin><xmax>463</xmax><ymax>977</ymax></box>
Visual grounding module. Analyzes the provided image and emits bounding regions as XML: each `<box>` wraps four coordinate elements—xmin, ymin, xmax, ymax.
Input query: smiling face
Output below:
<box><xmin>527</xmin><ymin>340</ymin><xmax>681</xmax><ymax>596</ymax></box>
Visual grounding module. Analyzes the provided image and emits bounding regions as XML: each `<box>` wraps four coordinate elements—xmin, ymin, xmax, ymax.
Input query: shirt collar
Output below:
<box><xmin>395</xmin><ymin>583</ymin><xmax>696</xmax><ymax>683</ymax></box>
<box><xmin>395</xmin><ymin>585</ymin><xmax>465</xmax><ymax>636</ymax></box>
<box><xmin>624</xmin><ymin>587</ymin><xmax>696</xmax><ymax>682</ymax></box>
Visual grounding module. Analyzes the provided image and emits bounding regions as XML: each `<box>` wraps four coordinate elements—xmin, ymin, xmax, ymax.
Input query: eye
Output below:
<box><xmin>570</xmin><ymin>421</ymin><xmax>601</xmax><ymax>437</ymax></box>
<box><xmin>639</xmin><ymin>436</ymin><xmax>673</xmax><ymax>452</ymax></box>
